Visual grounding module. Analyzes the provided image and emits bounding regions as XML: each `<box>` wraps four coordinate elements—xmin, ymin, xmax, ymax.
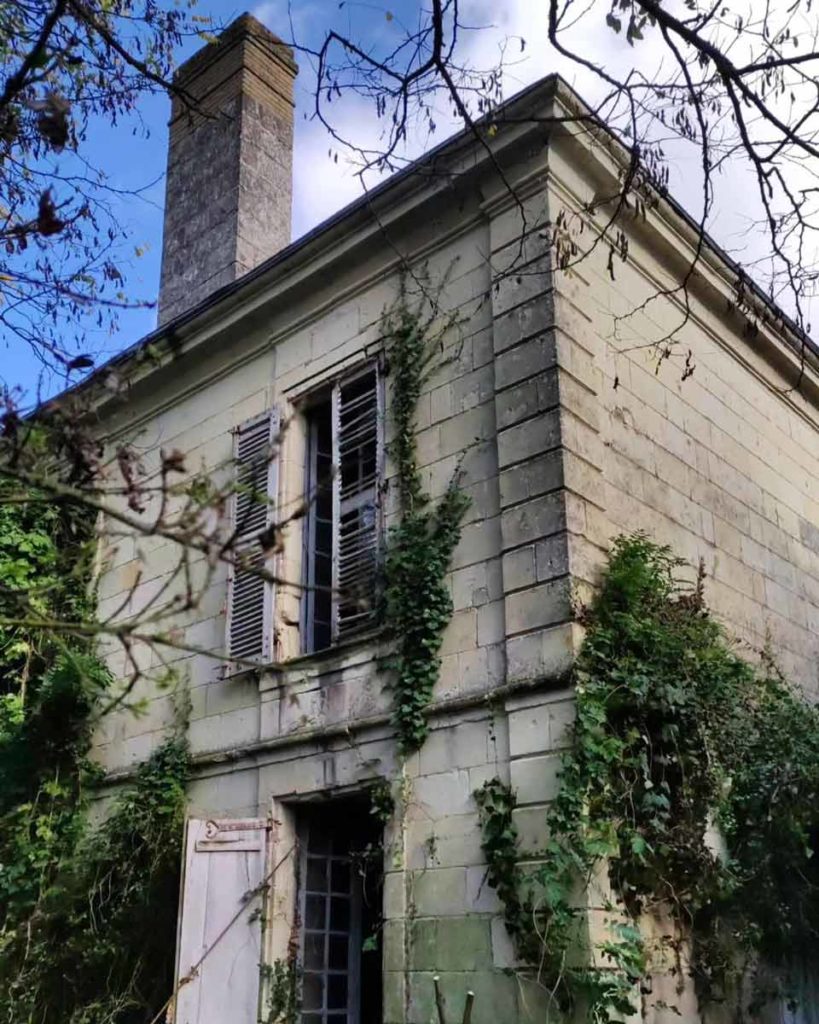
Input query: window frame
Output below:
<box><xmin>297</xmin><ymin>820</ymin><xmax>364</xmax><ymax>1024</ymax></box>
<box><xmin>294</xmin><ymin>800</ymin><xmax>383</xmax><ymax>1024</ymax></box>
<box><xmin>300</xmin><ymin>362</ymin><xmax>384</xmax><ymax>655</ymax></box>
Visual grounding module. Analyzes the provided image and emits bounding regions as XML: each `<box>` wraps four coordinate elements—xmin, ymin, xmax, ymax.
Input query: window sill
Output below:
<box><xmin>258</xmin><ymin>627</ymin><xmax>387</xmax><ymax>692</ymax></box>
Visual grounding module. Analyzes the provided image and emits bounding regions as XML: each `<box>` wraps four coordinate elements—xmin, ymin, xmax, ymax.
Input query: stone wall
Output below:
<box><xmin>96</xmin><ymin>194</ymin><xmax>573</xmax><ymax>1020</ymax></box>
<box><xmin>545</xmin><ymin>136</ymin><xmax>819</xmax><ymax>696</ymax></box>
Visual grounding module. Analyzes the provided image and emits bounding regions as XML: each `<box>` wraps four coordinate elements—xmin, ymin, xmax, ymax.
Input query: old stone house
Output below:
<box><xmin>87</xmin><ymin>13</ymin><xmax>819</xmax><ymax>1024</ymax></box>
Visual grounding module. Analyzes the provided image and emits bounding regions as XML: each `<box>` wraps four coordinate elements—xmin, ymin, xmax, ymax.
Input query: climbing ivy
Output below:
<box><xmin>262</xmin><ymin>959</ymin><xmax>300</xmax><ymax>1024</ymax></box>
<box><xmin>368</xmin><ymin>776</ymin><xmax>396</xmax><ymax>825</ymax></box>
<box><xmin>473</xmin><ymin>779</ymin><xmax>540</xmax><ymax>964</ymax></box>
<box><xmin>0</xmin><ymin>476</ymin><xmax>190</xmax><ymax>1023</ymax></box>
<box><xmin>477</xmin><ymin>534</ymin><xmax>819</xmax><ymax>1021</ymax></box>
<box><xmin>382</xmin><ymin>298</ymin><xmax>469</xmax><ymax>753</ymax></box>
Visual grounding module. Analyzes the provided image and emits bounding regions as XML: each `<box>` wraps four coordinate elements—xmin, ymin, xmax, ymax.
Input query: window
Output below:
<box><xmin>302</xmin><ymin>367</ymin><xmax>382</xmax><ymax>653</ymax></box>
<box><xmin>298</xmin><ymin>801</ymin><xmax>383</xmax><ymax>1024</ymax></box>
<box><xmin>226</xmin><ymin>410</ymin><xmax>279</xmax><ymax>663</ymax></box>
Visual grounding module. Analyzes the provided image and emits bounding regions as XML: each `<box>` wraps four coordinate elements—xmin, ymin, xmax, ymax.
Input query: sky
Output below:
<box><xmin>5</xmin><ymin>0</ymin><xmax>816</xmax><ymax>400</ymax></box>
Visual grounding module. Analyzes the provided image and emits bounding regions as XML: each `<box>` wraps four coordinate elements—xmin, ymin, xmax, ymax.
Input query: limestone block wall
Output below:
<box><xmin>96</xmin><ymin>208</ymin><xmax>516</xmax><ymax>772</ymax></box>
<box><xmin>91</xmin><ymin>151</ymin><xmax>591</xmax><ymax>1018</ymax></box>
<box><xmin>546</xmin><ymin>138</ymin><xmax>819</xmax><ymax>696</ymax></box>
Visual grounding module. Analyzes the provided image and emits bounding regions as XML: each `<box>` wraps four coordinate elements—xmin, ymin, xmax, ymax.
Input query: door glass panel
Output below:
<box><xmin>298</xmin><ymin>802</ymin><xmax>384</xmax><ymax>1024</ymax></box>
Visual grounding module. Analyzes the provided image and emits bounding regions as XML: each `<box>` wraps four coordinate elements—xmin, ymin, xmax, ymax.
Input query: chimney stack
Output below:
<box><xmin>158</xmin><ymin>14</ymin><xmax>297</xmax><ymax>324</ymax></box>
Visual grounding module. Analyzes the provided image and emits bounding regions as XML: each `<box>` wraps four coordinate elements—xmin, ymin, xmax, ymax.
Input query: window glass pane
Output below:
<box><xmin>307</xmin><ymin>826</ymin><xmax>330</xmax><ymax>854</ymax></box>
<box><xmin>328</xmin><ymin>934</ymin><xmax>348</xmax><ymax>970</ymax></box>
<box><xmin>327</xmin><ymin>974</ymin><xmax>348</xmax><ymax>1010</ymax></box>
<box><xmin>303</xmin><ymin>932</ymin><xmax>325</xmax><ymax>970</ymax></box>
<box><xmin>317</xmin><ymin>413</ymin><xmax>331</xmax><ymax>450</ymax></box>
<box><xmin>302</xmin><ymin>973</ymin><xmax>324</xmax><ymax>1011</ymax></box>
<box><xmin>330</xmin><ymin>897</ymin><xmax>350</xmax><ymax>931</ymax></box>
<box><xmin>305</xmin><ymin>894</ymin><xmax>326</xmax><ymax>929</ymax></box>
<box><xmin>331</xmin><ymin>860</ymin><xmax>350</xmax><ymax>894</ymax></box>
<box><xmin>314</xmin><ymin>553</ymin><xmax>332</xmax><ymax>587</ymax></box>
<box><xmin>331</xmin><ymin>830</ymin><xmax>352</xmax><ymax>856</ymax></box>
<box><xmin>315</xmin><ymin>520</ymin><xmax>332</xmax><ymax>556</ymax></box>
<box><xmin>307</xmin><ymin>857</ymin><xmax>328</xmax><ymax>892</ymax></box>
<box><xmin>303</xmin><ymin>398</ymin><xmax>334</xmax><ymax>653</ymax></box>
<box><xmin>312</xmin><ymin>619</ymin><xmax>331</xmax><ymax>652</ymax></box>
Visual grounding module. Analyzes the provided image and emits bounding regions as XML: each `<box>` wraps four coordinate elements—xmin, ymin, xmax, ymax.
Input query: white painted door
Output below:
<box><xmin>173</xmin><ymin>818</ymin><xmax>268</xmax><ymax>1024</ymax></box>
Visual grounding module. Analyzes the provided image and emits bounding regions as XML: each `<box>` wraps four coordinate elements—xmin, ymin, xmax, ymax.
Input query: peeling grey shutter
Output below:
<box><xmin>333</xmin><ymin>369</ymin><xmax>381</xmax><ymax>641</ymax></box>
<box><xmin>173</xmin><ymin>819</ymin><xmax>269</xmax><ymax>1024</ymax></box>
<box><xmin>226</xmin><ymin>410</ymin><xmax>278</xmax><ymax>663</ymax></box>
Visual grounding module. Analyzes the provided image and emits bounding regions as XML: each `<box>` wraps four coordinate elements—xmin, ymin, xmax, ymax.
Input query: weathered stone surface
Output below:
<box><xmin>158</xmin><ymin>15</ymin><xmax>296</xmax><ymax>323</ymax></box>
<box><xmin>510</xmin><ymin>752</ymin><xmax>563</xmax><ymax>805</ymax></box>
<box><xmin>409</xmin><ymin>917</ymin><xmax>492</xmax><ymax>971</ymax></box>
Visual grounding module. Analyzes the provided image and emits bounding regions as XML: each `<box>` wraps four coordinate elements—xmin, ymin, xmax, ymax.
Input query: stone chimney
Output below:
<box><xmin>157</xmin><ymin>14</ymin><xmax>297</xmax><ymax>324</ymax></box>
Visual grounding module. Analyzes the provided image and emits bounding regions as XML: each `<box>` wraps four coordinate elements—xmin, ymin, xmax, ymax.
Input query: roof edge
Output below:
<box><xmin>55</xmin><ymin>70</ymin><xmax>817</xmax><ymax>411</ymax></box>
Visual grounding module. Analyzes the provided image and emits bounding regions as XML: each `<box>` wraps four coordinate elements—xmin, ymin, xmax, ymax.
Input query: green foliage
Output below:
<box><xmin>0</xmin><ymin>487</ymin><xmax>109</xmax><ymax>978</ymax></box>
<box><xmin>382</xmin><ymin>299</ymin><xmax>469</xmax><ymax>753</ymax></box>
<box><xmin>262</xmin><ymin>958</ymin><xmax>300</xmax><ymax>1024</ymax></box>
<box><xmin>368</xmin><ymin>777</ymin><xmax>395</xmax><ymax>825</ymax></box>
<box><xmin>473</xmin><ymin>779</ymin><xmax>539</xmax><ymax>963</ymax></box>
<box><xmin>477</xmin><ymin>534</ymin><xmax>819</xmax><ymax>1020</ymax></box>
<box><xmin>0</xmin><ymin>490</ymin><xmax>96</xmax><ymax>683</ymax></box>
<box><xmin>0</xmin><ymin>732</ymin><xmax>190</xmax><ymax>1023</ymax></box>
<box><xmin>0</xmin><ymin>486</ymin><xmax>191</xmax><ymax>1023</ymax></box>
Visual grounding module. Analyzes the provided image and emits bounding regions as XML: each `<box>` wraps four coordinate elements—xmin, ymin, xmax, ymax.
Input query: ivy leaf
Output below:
<box><xmin>630</xmin><ymin>834</ymin><xmax>648</xmax><ymax>858</ymax></box>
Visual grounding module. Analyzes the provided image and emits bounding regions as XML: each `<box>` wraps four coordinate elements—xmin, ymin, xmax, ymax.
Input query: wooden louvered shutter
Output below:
<box><xmin>226</xmin><ymin>410</ymin><xmax>278</xmax><ymax>663</ymax></box>
<box><xmin>173</xmin><ymin>819</ymin><xmax>269</xmax><ymax>1024</ymax></box>
<box><xmin>333</xmin><ymin>368</ymin><xmax>381</xmax><ymax>641</ymax></box>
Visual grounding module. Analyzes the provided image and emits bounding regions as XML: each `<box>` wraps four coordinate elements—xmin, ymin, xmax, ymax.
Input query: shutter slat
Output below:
<box><xmin>226</xmin><ymin>411</ymin><xmax>278</xmax><ymax>663</ymax></box>
<box><xmin>234</xmin><ymin>415</ymin><xmax>274</xmax><ymax>542</ymax></box>
<box><xmin>340</xmin><ymin>475</ymin><xmax>377</xmax><ymax>504</ymax></box>
<box><xmin>338</xmin><ymin>416</ymin><xmax>377</xmax><ymax>447</ymax></box>
<box><xmin>335</xmin><ymin>371</ymin><xmax>380</xmax><ymax>640</ymax></box>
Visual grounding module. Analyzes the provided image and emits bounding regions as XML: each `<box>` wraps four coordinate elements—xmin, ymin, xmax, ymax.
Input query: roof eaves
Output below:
<box><xmin>58</xmin><ymin>69</ymin><xmax>817</xmax><ymax>407</ymax></box>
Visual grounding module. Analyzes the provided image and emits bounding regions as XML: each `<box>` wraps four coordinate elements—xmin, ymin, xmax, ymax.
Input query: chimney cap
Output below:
<box><xmin>173</xmin><ymin>12</ymin><xmax>298</xmax><ymax>87</ymax></box>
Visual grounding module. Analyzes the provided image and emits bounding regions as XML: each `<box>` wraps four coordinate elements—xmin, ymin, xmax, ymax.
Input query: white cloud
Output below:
<box><xmin>253</xmin><ymin>0</ymin><xmax>818</xmax><ymax>331</ymax></box>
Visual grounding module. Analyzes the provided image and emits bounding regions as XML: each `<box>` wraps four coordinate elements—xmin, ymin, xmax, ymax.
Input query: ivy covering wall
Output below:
<box><xmin>382</xmin><ymin>297</ymin><xmax>469</xmax><ymax>753</ymax></box>
<box><xmin>477</xmin><ymin>535</ymin><xmax>819</xmax><ymax>1021</ymax></box>
<box><xmin>0</xmin><ymin>483</ymin><xmax>189</xmax><ymax>1023</ymax></box>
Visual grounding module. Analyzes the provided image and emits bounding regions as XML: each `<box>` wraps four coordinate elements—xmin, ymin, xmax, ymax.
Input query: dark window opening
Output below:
<box><xmin>303</xmin><ymin>399</ymin><xmax>334</xmax><ymax>653</ymax></box>
<box><xmin>297</xmin><ymin>800</ymin><xmax>384</xmax><ymax>1024</ymax></box>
